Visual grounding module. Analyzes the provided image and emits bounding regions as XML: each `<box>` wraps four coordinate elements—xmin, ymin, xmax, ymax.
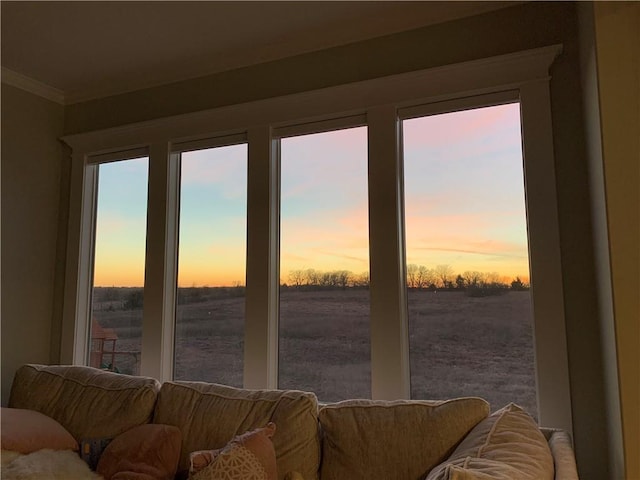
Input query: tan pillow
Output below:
<box><xmin>96</xmin><ymin>424</ymin><xmax>182</xmax><ymax>480</ymax></box>
<box><xmin>0</xmin><ymin>407</ymin><xmax>78</xmax><ymax>453</ymax></box>
<box><xmin>189</xmin><ymin>423</ymin><xmax>278</xmax><ymax>480</ymax></box>
<box><xmin>318</xmin><ymin>397</ymin><xmax>489</xmax><ymax>480</ymax></box>
<box><xmin>154</xmin><ymin>381</ymin><xmax>319</xmax><ymax>480</ymax></box>
<box><xmin>425</xmin><ymin>403</ymin><xmax>554</xmax><ymax>480</ymax></box>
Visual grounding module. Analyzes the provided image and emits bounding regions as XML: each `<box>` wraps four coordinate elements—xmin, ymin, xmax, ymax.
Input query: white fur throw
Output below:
<box><xmin>1</xmin><ymin>449</ymin><xmax>104</xmax><ymax>480</ymax></box>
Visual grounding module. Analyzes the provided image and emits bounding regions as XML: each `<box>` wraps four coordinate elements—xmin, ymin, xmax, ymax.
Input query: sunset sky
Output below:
<box><xmin>403</xmin><ymin>103</ymin><xmax>529</xmax><ymax>282</ymax></box>
<box><xmin>92</xmin><ymin>102</ymin><xmax>530</xmax><ymax>287</ymax></box>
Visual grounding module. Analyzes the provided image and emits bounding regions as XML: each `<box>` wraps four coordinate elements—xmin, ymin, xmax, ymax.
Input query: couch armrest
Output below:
<box><xmin>541</xmin><ymin>428</ymin><xmax>579</xmax><ymax>480</ymax></box>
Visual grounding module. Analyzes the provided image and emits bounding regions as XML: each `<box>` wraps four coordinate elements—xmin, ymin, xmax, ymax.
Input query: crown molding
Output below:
<box><xmin>1</xmin><ymin>67</ymin><xmax>65</xmax><ymax>105</ymax></box>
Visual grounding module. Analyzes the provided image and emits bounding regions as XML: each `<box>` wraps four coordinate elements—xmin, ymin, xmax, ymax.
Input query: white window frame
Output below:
<box><xmin>60</xmin><ymin>44</ymin><xmax>572</xmax><ymax>434</ymax></box>
<box><xmin>172</xmin><ymin>133</ymin><xmax>249</xmax><ymax>384</ymax></box>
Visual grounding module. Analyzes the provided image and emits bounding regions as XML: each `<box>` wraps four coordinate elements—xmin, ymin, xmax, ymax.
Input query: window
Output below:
<box><xmin>402</xmin><ymin>103</ymin><xmax>537</xmax><ymax>416</ymax></box>
<box><xmin>63</xmin><ymin>46</ymin><xmax>570</xmax><ymax>432</ymax></box>
<box><xmin>90</xmin><ymin>157</ymin><xmax>148</xmax><ymax>375</ymax></box>
<box><xmin>278</xmin><ymin>126</ymin><xmax>370</xmax><ymax>401</ymax></box>
<box><xmin>174</xmin><ymin>144</ymin><xmax>247</xmax><ymax>386</ymax></box>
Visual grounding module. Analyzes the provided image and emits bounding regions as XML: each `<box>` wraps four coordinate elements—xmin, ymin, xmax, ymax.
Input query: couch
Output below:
<box><xmin>3</xmin><ymin>364</ymin><xmax>579</xmax><ymax>479</ymax></box>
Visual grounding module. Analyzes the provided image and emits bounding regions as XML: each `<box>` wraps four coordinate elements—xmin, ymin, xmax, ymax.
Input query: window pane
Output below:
<box><xmin>90</xmin><ymin>157</ymin><xmax>148</xmax><ymax>375</ymax></box>
<box><xmin>279</xmin><ymin>126</ymin><xmax>370</xmax><ymax>401</ymax></box>
<box><xmin>174</xmin><ymin>144</ymin><xmax>247</xmax><ymax>386</ymax></box>
<box><xmin>403</xmin><ymin>103</ymin><xmax>537</xmax><ymax>417</ymax></box>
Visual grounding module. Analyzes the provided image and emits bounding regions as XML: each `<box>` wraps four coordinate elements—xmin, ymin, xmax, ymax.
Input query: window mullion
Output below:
<box><xmin>140</xmin><ymin>142</ymin><xmax>178</xmax><ymax>381</ymax></box>
<box><xmin>244</xmin><ymin>126</ymin><xmax>279</xmax><ymax>389</ymax></box>
<box><xmin>367</xmin><ymin>105</ymin><xmax>410</xmax><ymax>399</ymax></box>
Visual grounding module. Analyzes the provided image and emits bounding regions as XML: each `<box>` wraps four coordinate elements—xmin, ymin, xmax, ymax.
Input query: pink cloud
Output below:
<box><xmin>402</xmin><ymin>103</ymin><xmax>521</xmax><ymax>149</ymax></box>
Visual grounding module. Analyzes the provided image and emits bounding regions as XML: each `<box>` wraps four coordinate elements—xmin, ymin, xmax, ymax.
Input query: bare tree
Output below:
<box><xmin>406</xmin><ymin>264</ymin><xmax>418</xmax><ymax>288</ymax></box>
<box><xmin>288</xmin><ymin>270</ymin><xmax>305</xmax><ymax>287</ymax></box>
<box><xmin>352</xmin><ymin>271</ymin><xmax>370</xmax><ymax>287</ymax></box>
<box><xmin>417</xmin><ymin>265</ymin><xmax>435</xmax><ymax>289</ymax></box>
<box><xmin>305</xmin><ymin>269</ymin><xmax>320</xmax><ymax>286</ymax></box>
<box><xmin>336</xmin><ymin>270</ymin><xmax>351</xmax><ymax>289</ymax></box>
<box><xmin>462</xmin><ymin>271</ymin><xmax>484</xmax><ymax>288</ymax></box>
<box><xmin>484</xmin><ymin>271</ymin><xmax>502</xmax><ymax>286</ymax></box>
<box><xmin>434</xmin><ymin>264</ymin><xmax>454</xmax><ymax>288</ymax></box>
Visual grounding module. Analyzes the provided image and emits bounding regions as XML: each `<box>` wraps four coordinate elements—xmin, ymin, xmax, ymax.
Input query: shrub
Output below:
<box><xmin>123</xmin><ymin>289</ymin><xmax>144</xmax><ymax>310</ymax></box>
<box><xmin>465</xmin><ymin>284</ymin><xmax>510</xmax><ymax>297</ymax></box>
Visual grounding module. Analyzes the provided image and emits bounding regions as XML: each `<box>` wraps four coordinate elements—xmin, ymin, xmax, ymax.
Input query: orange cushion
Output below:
<box><xmin>189</xmin><ymin>423</ymin><xmax>277</xmax><ymax>480</ymax></box>
<box><xmin>96</xmin><ymin>424</ymin><xmax>182</xmax><ymax>480</ymax></box>
<box><xmin>0</xmin><ymin>407</ymin><xmax>78</xmax><ymax>453</ymax></box>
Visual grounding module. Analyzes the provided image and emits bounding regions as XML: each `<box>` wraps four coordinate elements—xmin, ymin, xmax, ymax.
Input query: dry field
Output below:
<box><xmin>93</xmin><ymin>288</ymin><xmax>537</xmax><ymax>417</ymax></box>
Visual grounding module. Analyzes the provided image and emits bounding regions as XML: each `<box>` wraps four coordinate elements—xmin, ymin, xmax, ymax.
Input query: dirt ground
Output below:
<box><xmin>93</xmin><ymin>288</ymin><xmax>537</xmax><ymax>417</ymax></box>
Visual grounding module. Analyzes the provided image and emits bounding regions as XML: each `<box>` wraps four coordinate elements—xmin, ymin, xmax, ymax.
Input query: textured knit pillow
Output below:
<box><xmin>189</xmin><ymin>423</ymin><xmax>277</xmax><ymax>480</ymax></box>
<box><xmin>425</xmin><ymin>403</ymin><xmax>554</xmax><ymax>480</ymax></box>
<box><xmin>0</xmin><ymin>407</ymin><xmax>78</xmax><ymax>454</ymax></box>
<box><xmin>96</xmin><ymin>424</ymin><xmax>182</xmax><ymax>480</ymax></box>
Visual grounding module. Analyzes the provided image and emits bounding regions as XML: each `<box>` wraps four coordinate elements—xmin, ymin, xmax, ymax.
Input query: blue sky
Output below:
<box><xmin>93</xmin><ymin>158</ymin><xmax>148</xmax><ymax>287</ymax></box>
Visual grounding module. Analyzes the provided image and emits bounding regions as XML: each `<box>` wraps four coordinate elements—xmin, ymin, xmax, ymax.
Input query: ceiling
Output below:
<box><xmin>1</xmin><ymin>1</ymin><xmax>516</xmax><ymax>104</ymax></box>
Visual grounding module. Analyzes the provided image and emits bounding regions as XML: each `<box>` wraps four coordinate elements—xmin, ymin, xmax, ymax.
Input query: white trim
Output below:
<box><xmin>172</xmin><ymin>133</ymin><xmax>247</xmax><ymax>154</ymax></box>
<box><xmin>368</xmin><ymin>104</ymin><xmax>410</xmax><ymax>400</ymax></box>
<box><xmin>273</xmin><ymin>114</ymin><xmax>367</xmax><ymax>139</ymax></box>
<box><xmin>398</xmin><ymin>90</ymin><xmax>520</xmax><ymax>120</ymax></box>
<box><xmin>87</xmin><ymin>147</ymin><xmax>150</xmax><ymax>165</ymax></box>
<box><xmin>519</xmin><ymin>80</ymin><xmax>573</xmax><ymax>434</ymax></box>
<box><xmin>244</xmin><ymin>126</ymin><xmax>280</xmax><ymax>389</ymax></box>
<box><xmin>140</xmin><ymin>143</ymin><xmax>177</xmax><ymax>381</ymax></box>
<box><xmin>60</xmin><ymin>154</ymin><xmax>97</xmax><ymax>364</ymax></box>
<box><xmin>1</xmin><ymin>67</ymin><xmax>65</xmax><ymax>105</ymax></box>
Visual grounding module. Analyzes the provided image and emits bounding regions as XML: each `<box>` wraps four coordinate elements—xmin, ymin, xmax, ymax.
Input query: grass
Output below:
<box><xmin>93</xmin><ymin>288</ymin><xmax>537</xmax><ymax>417</ymax></box>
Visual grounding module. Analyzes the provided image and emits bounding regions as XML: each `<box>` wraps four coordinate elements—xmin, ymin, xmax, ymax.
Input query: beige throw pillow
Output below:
<box><xmin>318</xmin><ymin>397</ymin><xmax>489</xmax><ymax>480</ymax></box>
<box><xmin>425</xmin><ymin>403</ymin><xmax>554</xmax><ymax>480</ymax></box>
<box><xmin>189</xmin><ymin>423</ymin><xmax>278</xmax><ymax>480</ymax></box>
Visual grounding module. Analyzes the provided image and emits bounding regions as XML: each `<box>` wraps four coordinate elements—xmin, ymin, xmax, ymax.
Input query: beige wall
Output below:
<box><xmin>0</xmin><ymin>2</ymin><xmax>630</xmax><ymax>478</ymax></box>
<box><xmin>593</xmin><ymin>3</ymin><xmax>640</xmax><ymax>479</ymax></box>
<box><xmin>1</xmin><ymin>84</ymin><xmax>64</xmax><ymax>405</ymax></box>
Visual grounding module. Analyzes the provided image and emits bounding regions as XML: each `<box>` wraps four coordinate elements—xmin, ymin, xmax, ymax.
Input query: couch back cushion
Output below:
<box><xmin>8</xmin><ymin>364</ymin><xmax>160</xmax><ymax>441</ymax></box>
<box><xmin>318</xmin><ymin>397</ymin><xmax>490</xmax><ymax>480</ymax></box>
<box><xmin>153</xmin><ymin>381</ymin><xmax>320</xmax><ymax>480</ymax></box>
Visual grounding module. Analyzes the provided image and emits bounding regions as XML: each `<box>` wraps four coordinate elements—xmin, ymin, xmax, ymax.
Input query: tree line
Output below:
<box><xmin>285</xmin><ymin>265</ymin><xmax>529</xmax><ymax>291</ymax></box>
<box><xmin>93</xmin><ymin>265</ymin><xmax>529</xmax><ymax>311</ymax></box>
